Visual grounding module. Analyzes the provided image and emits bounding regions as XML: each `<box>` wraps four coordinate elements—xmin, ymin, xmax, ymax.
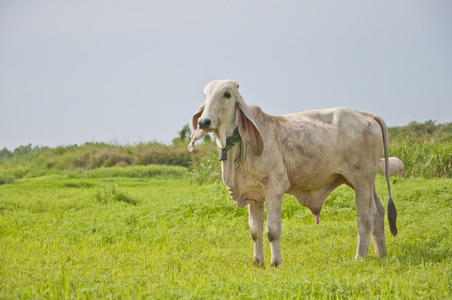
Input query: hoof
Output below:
<box><xmin>253</xmin><ymin>258</ymin><xmax>265</xmax><ymax>268</ymax></box>
<box><xmin>270</xmin><ymin>260</ymin><xmax>281</xmax><ymax>268</ymax></box>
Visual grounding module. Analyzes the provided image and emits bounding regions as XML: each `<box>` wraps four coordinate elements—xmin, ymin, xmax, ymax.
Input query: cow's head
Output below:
<box><xmin>188</xmin><ymin>80</ymin><xmax>263</xmax><ymax>157</ymax></box>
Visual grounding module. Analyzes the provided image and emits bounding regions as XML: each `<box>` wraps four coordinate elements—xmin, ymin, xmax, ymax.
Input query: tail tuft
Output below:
<box><xmin>387</xmin><ymin>197</ymin><xmax>398</xmax><ymax>237</ymax></box>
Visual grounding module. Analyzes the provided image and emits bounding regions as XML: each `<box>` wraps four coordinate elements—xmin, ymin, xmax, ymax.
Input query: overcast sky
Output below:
<box><xmin>1</xmin><ymin>1</ymin><xmax>451</xmax><ymax>150</ymax></box>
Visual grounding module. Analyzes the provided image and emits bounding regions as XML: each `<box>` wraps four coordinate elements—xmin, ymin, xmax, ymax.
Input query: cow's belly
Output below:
<box><xmin>287</xmin><ymin>174</ymin><xmax>347</xmax><ymax>214</ymax></box>
<box><xmin>288</xmin><ymin>171</ymin><xmax>343</xmax><ymax>191</ymax></box>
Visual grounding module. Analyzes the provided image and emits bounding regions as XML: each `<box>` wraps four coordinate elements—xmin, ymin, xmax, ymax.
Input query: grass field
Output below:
<box><xmin>1</xmin><ymin>165</ymin><xmax>451</xmax><ymax>299</ymax></box>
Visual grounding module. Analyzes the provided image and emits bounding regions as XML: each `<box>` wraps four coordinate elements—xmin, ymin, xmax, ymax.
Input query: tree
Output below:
<box><xmin>13</xmin><ymin>144</ymin><xmax>33</xmax><ymax>156</ymax></box>
<box><xmin>173</xmin><ymin>124</ymin><xmax>215</xmax><ymax>145</ymax></box>
<box><xmin>0</xmin><ymin>148</ymin><xmax>12</xmax><ymax>160</ymax></box>
<box><xmin>203</xmin><ymin>133</ymin><xmax>213</xmax><ymax>143</ymax></box>
<box><xmin>173</xmin><ymin>124</ymin><xmax>192</xmax><ymax>144</ymax></box>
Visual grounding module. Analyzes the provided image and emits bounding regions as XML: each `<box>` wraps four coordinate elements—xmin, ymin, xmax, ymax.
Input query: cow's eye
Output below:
<box><xmin>224</xmin><ymin>92</ymin><xmax>231</xmax><ymax>99</ymax></box>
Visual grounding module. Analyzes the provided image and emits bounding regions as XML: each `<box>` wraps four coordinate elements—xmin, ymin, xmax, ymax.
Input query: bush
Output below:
<box><xmin>0</xmin><ymin>173</ymin><xmax>16</xmax><ymax>185</ymax></box>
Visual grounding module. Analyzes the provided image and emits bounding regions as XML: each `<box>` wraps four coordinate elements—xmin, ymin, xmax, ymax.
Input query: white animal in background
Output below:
<box><xmin>188</xmin><ymin>80</ymin><xmax>397</xmax><ymax>267</ymax></box>
<box><xmin>379</xmin><ymin>157</ymin><xmax>404</xmax><ymax>177</ymax></box>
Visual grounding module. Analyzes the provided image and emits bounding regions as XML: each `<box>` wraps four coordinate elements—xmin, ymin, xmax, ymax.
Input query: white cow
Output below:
<box><xmin>379</xmin><ymin>157</ymin><xmax>404</xmax><ymax>177</ymax></box>
<box><xmin>188</xmin><ymin>80</ymin><xmax>397</xmax><ymax>267</ymax></box>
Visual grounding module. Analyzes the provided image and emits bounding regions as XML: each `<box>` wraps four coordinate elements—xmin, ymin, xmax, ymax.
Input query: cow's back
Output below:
<box><xmin>269</xmin><ymin>107</ymin><xmax>383</xmax><ymax>189</ymax></box>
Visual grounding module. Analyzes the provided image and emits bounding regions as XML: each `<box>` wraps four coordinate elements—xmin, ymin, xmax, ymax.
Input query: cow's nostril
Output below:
<box><xmin>198</xmin><ymin>118</ymin><xmax>211</xmax><ymax>129</ymax></box>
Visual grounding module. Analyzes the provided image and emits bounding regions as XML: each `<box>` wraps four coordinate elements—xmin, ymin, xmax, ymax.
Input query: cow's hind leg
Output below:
<box><xmin>372</xmin><ymin>185</ymin><xmax>387</xmax><ymax>256</ymax></box>
<box><xmin>354</xmin><ymin>185</ymin><xmax>377</xmax><ymax>259</ymax></box>
<box><xmin>248</xmin><ymin>201</ymin><xmax>265</xmax><ymax>267</ymax></box>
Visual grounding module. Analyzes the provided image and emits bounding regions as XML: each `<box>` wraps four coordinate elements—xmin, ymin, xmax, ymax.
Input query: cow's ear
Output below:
<box><xmin>188</xmin><ymin>128</ymin><xmax>207</xmax><ymax>152</ymax></box>
<box><xmin>192</xmin><ymin>103</ymin><xmax>205</xmax><ymax>130</ymax></box>
<box><xmin>188</xmin><ymin>103</ymin><xmax>207</xmax><ymax>152</ymax></box>
<box><xmin>236</xmin><ymin>97</ymin><xmax>264</xmax><ymax>156</ymax></box>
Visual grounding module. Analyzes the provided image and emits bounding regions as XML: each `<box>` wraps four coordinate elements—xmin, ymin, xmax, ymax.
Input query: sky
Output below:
<box><xmin>1</xmin><ymin>0</ymin><xmax>451</xmax><ymax>150</ymax></box>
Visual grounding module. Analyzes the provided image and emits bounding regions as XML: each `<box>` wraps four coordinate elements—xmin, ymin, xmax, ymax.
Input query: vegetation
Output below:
<box><xmin>0</xmin><ymin>120</ymin><xmax>451</xmax><ymax>298</ymax></box>
<box><xmin>1</xmin><ymin>121</ymin><xmax>451</xmax><ymax>182</ymax></box>
<box><xmin>0</xmin><ymin>141</ymin><xmax>216</xmax><ymax>180</ymax></box>
<box><xmin>388</xmin><ymin>121</ymin><xmax>452</xmax><ymax>178</ymax></box>
<box><xmin>0</xmin><ymin>174</ymin><xmax>451</xmax><ymax>299</ymax></box>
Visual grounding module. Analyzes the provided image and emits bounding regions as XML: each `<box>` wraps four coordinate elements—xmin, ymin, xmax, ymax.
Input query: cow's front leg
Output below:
<box><xmin>265</xmin><ymin>191</ymin><xmax>283</xmax><ymax>267</ymax></box>
<box><xmin>248</xmin><ymin>201</ymin><xmax>265</xmax><ymax>267</ymax></box>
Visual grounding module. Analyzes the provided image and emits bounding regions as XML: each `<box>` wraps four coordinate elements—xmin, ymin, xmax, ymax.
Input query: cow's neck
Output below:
<box><xmin>221</xmin><ymin>143</ymin><xmax>259</xmax><ymax>208</ymax></box>
<box><xmin>220</xmin><ymin>143</ymin><xmax>241</xmax><ymax>188</ymax></box>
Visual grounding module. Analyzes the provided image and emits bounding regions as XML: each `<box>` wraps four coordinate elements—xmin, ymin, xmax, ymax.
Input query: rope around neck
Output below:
<box><xmin>219</xmin><ymin>127</ymin><xmax>242</xmax><ymax>169</ymax></box>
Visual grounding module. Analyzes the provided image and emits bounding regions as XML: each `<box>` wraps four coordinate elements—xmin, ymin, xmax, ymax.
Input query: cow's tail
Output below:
<box><xmin>373</xmin><ymin>115</ymin><xmax>398</xmax><ymax>237</ymax></box>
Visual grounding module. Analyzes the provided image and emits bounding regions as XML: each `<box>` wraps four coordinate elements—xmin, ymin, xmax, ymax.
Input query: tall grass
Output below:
<box><xmin>389</xmin><ymin>140</ymin><xmax>452</xmax><ymax>178</ymax></box>
<box><xmin>388</xmin><ymin>121</ymin><xmax>452</xmax><ymax>178</ymax></box>
<box><xmin>189</xmin><ymin>152</ymin><xmax>222</xmax><ymax>184</ymax></box>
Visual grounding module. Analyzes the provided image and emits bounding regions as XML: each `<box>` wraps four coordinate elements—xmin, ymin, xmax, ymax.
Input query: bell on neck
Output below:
<box><xmin>219</xmin><ymin>148</ymin><xmax>228</xmax><ymax>161</ymax></box>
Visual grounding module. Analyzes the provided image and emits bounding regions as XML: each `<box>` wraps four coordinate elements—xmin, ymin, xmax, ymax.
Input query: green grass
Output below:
<box><xmin>1</xmin><ymin>172</ymin><xmax>451</xmax><ymax>299</ymax></box>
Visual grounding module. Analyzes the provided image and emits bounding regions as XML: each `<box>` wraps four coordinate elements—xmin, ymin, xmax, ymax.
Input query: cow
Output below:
<box><xmin>379</xmin><ymin>157</ymin><xmax>404</xmax><ymax>177</ymax></box>
<box><xmin>188</xmin><ymin>80</ymin><xmax>397</xmax><ymax>267</ymax></box>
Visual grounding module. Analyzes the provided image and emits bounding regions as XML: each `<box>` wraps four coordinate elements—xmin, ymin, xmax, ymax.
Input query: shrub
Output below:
<box><xmin>0</xmin><ymin>173</ymin><xmax>16</xmax><ymax>185</ymax></box>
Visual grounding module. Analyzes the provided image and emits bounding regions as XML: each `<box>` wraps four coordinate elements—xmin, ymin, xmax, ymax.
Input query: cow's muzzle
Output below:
<box><xmin>198</xmin><ymin>118</ymin><xmax>212</xmax><ymax>130</ymax></box>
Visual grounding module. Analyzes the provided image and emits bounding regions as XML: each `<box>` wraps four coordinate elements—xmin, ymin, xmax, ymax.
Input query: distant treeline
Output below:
<box><xmin>1</xmin><ymin>121</ymin><xmax>451</xmax><ymax>180</ymax></box>
<box><xmin>388</xmin><ymin>120</ymin><xmax>452</xmax><ymax>141</ymax></box>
